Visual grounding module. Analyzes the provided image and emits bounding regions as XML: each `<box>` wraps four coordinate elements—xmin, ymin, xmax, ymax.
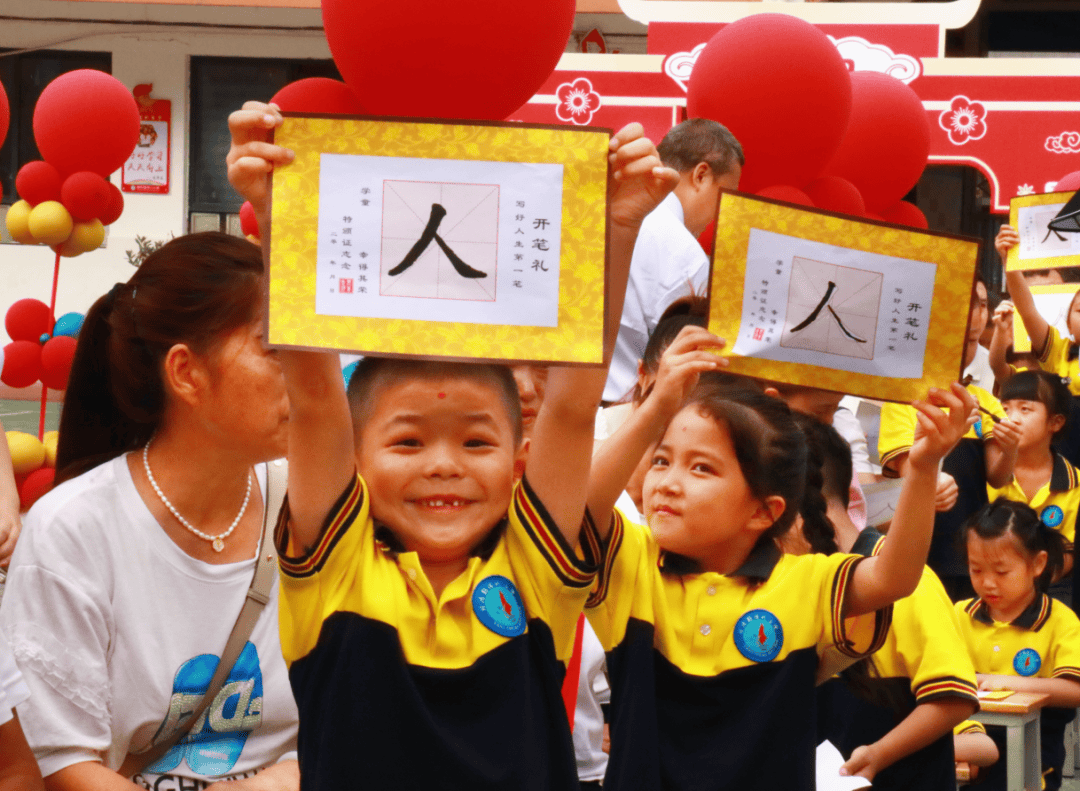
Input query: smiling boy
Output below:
<box><xmin>227</xmin><ymin>102</ymin><xmax>680</xmax><ymax>789</ymax></box>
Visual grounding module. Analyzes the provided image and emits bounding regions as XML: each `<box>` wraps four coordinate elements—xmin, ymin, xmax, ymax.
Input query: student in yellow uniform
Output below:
<box><xmin>996</xmin><ymin>224</ymin><xmax>1080</xmax><ymax>466</ymax></box>
<box><xmin>987</xmin><ymin>370</ymin><xmax>1079</xmax><ymax>605</ymax></box>
<box><xmin>584</xmin><ymin>327</ymin><xmax>977</xmax><ymax>791</ymax></box>
<box><xmin>228</xmin><ymin>102</ymin><xmax>686</xmax><ymax>790</ymax></box>
<box><xmin>878</xmin><ymin>277</ymin><xmax>1020</xmax><ymax>600</ymax></box>
<box><xmin>795</xmin><ymin>416</ymin><xmax>978</xmax><ymax>791</ymax></box>
<box><xmin>955</xmin><ymin>499</ymin><xmax>1080</xmax><ymax>791</ymax></box>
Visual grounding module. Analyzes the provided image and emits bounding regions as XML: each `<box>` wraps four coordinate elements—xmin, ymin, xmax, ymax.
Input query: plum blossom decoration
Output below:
<box><xmin>555</xmin><ymin>78</ymin><xmax>601</xmax><ymax>126</ymax></box>
<box><xmin>939</xmin><ymin>96</ymin><xmax>987</xmax><ymax>146</ymax></box>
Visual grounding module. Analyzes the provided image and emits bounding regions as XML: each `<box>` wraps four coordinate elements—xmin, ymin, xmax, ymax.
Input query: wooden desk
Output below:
<box><xmin>974</xmin><ymin>692</ymin><xmax>1051</xmax><ymax>791</ymax></box>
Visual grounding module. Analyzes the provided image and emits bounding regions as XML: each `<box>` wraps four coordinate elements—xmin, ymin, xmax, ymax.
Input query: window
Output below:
<box><xmin>0</xmin><ymin>50</ymin><xmax>112</xmax><ymax>206</ymax></box>
<box><xmin>188</xmin><ymin>56</ymin><xmax>341</xmax><ymax>233</ymax></box>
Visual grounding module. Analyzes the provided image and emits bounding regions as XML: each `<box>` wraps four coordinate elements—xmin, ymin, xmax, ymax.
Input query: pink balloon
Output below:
<box><xmin>880</xmin><ymin>201</ymin><xmax>928</xmax><ymax>229</ymax></box>
<box><xmin>756</xmin><ymin>185</ymin><xmax>815</xmax><ymax>207</ymax></box>
<box><xmin>1055</xmin><ymin>170</ymin><xmax>1080</xmax><ymax>192</ymax></box>
<box><xmin>271</xmin><ymin>78</ymin><xmax>365</xmax><ymax>115</ymax></box>
<box><xmin>0</xmin><ymin>78</ymin><xmax>9</xmax><ymax>149</ymax></box>
<box><xmin>825</xmin><ymin>72</ymin><xmax>931</xmax><ymax>213</ymax></box>
<box><xmin>804</xmin><ymin>175</ymin><xmax>865</xmax><ymax>217</ymax></box>
<box><xmin>33</xmin><ymin>70</ymin><xmax>141</xmax><ymax>177</ymax></box>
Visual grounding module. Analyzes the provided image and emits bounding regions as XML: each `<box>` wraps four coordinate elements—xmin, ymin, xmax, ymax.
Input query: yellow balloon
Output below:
<box><xmin>6</xmin><ymin>431</ymin><xmax>46</xmax><ymax>476</ymax></box>
<box><xmin>57</xmin><ymin>219</ymin><xmax>105</xmax><ymax>257</ymax></box>
<box><xmin>5</xmin><ymin>200</ymin><xmax>36</xmax><ymax>245</ymax></box>
<box><xmin>28</xmin><ymin>201</ymin><xmax>74</xmax><ymax>246</ymax></box>
<box><xmin>42</xmin><ymin>431</ymin><xmax>59</xmax><ymax>468</ymax></box>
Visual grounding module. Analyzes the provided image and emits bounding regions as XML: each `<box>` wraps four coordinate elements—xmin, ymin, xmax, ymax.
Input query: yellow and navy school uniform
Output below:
<box><xmin>817</xmin><ymin>529</ymin><xmax>979</xmax><ymax>791</ymax></box>
<box><xmin>988</xmin><ymin>453</ymin><xmax>1079</xmax><ymax>552</ymax></box>
<box><xmin>955</xmin><ymin>594</ymin><xmax>1080</xmax><ymax>791</ymax></box>
<box><xmin>878</xmin><ymin>384</ymin><xmax>1005</xmax><ymax>593</ymax></box>
<box><xmin>274</xmin><ymin>473</ymin><xmax>599</xmax><ymax>791</ymax></box>
<box><xmin>583</xmin><ymin>512</ymin><xmax>891</xmax><ymax>791</ymax></box>
<box><xmin>1036</xmin><ymin>326</ymin><xmax>1080</xmax><ymax>469</ymax></box>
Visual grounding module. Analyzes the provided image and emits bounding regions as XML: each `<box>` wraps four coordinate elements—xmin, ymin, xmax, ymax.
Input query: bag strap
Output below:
<box><xmin>121</xmin><ymin>459</ymin><xmax>288</xmax><ymax>779</ymax></box>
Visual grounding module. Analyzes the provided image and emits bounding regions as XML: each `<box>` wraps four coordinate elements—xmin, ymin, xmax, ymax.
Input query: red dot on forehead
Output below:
<box><xmin>438</xmin><ymin>392</ymin><xmax>446</xmax><ymax>399</ymax></box>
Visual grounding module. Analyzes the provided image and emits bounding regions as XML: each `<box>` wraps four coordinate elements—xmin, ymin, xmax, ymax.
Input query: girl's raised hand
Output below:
<box><xmin>226</xmin><ymin>101</ymin><xmax>294</xmax><ymax>223</ymax></box>
<box><xmin>992</xmin><ymin>300</ymin><xmax>1015</xmax><ymax>332</ymax></box>
<box><xmin>644</xmin><ymin>326</ymin><xmax>726</xmax><ymax>417</ymax></box>
<box><xmin>995</xmin><ymin>224</ymin><xmax>1020</xmax><ymax>267</ymax></box>
<box><xmin>907</xmin><ymin>383</ymin><xmax>978</xmax><ymax>473</ymax></box>
<box><xmin>607</xmin><ymin>123</ymin><xmax>680</xmax><ymax>230</ymax></box>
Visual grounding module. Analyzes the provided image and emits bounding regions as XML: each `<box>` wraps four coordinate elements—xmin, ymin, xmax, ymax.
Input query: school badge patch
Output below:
<box><xmin>973</xmin><ymin>419</ymin><xmax>984</xmax><ymax>439</ymax></box>
<box><xmin>734</xmin><ymin>609</ymin><xmax>783</xmax><ymax>663</ymax></box>
<box><xmin>1014</xmin><ymin>648</ymin><xmax>1042</xmax><ymax>677</ymax></box>
<box><xmin>1041</xmin><ymin>505</ymin><xmax>1065</xmax><ymax>529</ymax></box>
<box><xmin>472</xmin><ymin>575</ymin><xmax>526</xmax><ymax>637</ymax></box>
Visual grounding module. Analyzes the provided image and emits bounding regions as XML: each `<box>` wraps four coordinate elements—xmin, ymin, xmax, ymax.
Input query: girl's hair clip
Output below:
<box><xmin>1061</xmin><ymin>376</ymin><xmax>1071</xmax><ymax>387</ymax></box>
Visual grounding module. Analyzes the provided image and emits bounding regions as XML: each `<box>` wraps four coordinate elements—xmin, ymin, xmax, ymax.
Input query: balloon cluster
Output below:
<box><xmin>5</xmin><ymin>430</ymin><xmax>58</xmax><ymax>511</ymax></box>
<box><xmin>0</xmin><ymin>300</ymin><xmax>81</xmax><ymax>391</ymax></box>
<box><xmin>4</xmin><ymin>70</ymin><xmax>139</xmax><ymax>256</ymax></box>
<box><xmin>688</xmin><ymin>16</ymin><xmax>930</xmax><ymax>228</ymax></box>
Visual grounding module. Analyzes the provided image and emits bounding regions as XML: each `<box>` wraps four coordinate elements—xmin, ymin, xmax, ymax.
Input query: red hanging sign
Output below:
<box><xmin>122</xmin><ymin>83</ymin><xmax>170</xmax><ymax>195</ymax></box>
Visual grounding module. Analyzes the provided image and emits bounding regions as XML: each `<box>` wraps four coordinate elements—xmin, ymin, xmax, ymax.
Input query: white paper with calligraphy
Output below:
<box><xmin>316</xmin><ymin>153</ymin><xmax>564</xmax><ymax>327</ymax></box>
<box><xmin>1017</xmin><ymin>200</ymin><xmax>1080</xmax><ymax>262</ymax></box>
<box><xmin>732</xmin><ymin>229</ymin><xmax>937</xmax><ymax>379</ymax></box>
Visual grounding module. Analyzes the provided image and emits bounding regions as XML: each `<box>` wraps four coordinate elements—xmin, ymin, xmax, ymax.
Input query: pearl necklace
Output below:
<box><xmin>142</xmin><ymin>441</ymin><xmax>252</xmax><ymax>552</ymax></box>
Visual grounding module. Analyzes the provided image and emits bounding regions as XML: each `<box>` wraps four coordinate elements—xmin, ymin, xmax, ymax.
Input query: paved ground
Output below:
<box><xmin>0</xmin><ymin>398</ymin><xmax>61</xmax><ymax>436</ymax></box>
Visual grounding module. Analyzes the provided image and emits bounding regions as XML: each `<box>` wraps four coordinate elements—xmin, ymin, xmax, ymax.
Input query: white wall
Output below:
<box><xmin>0</xmin><ymin>0</ymin><xmax>330</xmax><ymax>344</ymax></box>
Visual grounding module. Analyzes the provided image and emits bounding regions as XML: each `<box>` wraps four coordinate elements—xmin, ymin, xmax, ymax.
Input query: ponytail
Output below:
<box><xmin>792</xmin><ymin>413</ymin><xmax>839</xmax><ymax>555</ymax></box>
<box><xmin>55</xmin><ymin>232</ymin><xmax>263</xmax><ymax>486</ymax></box>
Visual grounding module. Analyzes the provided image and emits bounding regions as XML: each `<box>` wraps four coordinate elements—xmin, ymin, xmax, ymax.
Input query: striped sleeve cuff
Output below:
<box><xmin>1052</xmin><ymin>666</ymin><xmax>1080</xmax><ymax>682</ymax></box>
<box><xmin>955</xmin><ymin>720</ymin><xmax>986</xmax><ymax>736</ymax></box>
<box><xmin>515</xmin><ymin>475</ymin><xmax>598</xmax><ymax>589</ymax></box>
<box><xmin>831</xmin><ymin>555</ymin><xmax>893</xmax><ymax>659</ymax></box>
<box><xmin>914</xmin><ymin>676</ymin><xmax>979</xmax><ymax>704</ymax></box>
<box><xmin>584</xmin><ymin>508</ymin><xmax>624</xmax><ymax>608</ymax></box>
<box><xmin>275</xmin><ymin>473</ymin><xmax>363</xmax><ymax>579</ymax></box>
<box><xmin>878</xmin><ymin>445</ymin><xmax>911</xmax><ymax>477</ymax></box>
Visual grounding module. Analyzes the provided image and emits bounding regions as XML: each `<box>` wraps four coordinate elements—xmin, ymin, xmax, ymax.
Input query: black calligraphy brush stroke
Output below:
<box><xmin>389</xmin><ymin>203</ymin><xmax>447</xmax><ymax>276</ymax></box>
<box><xmin>827</xmin><ymin>305</ymin><xmax>867</xmax><ymax>343</ymax></box>
<box><xmin>790</xmin><ymin>281</ymin><xmax>837</xmax><ymax>332</ymax></box>
<box><xmin>434</xmin><ymin>234</ymin><xmax>487</xmax><ymax>278</ymax></box>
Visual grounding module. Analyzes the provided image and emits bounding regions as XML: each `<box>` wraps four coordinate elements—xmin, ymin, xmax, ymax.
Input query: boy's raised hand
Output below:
<box><xmin>607</xmin><ymin>123</ymin><xmax>680</xmax><ymax>230</ymax></box>
<box><xmin>907</xmin><ymin>383</ymin><xmax>978</xmax><ymax>473</ymax></box>
<box><xmin>645</xmin><ymin>326</ymin><xmax>726</xmax><ymax>417</ymax></box>
<box><xmin>226</xmin><ymin>101</ymin><xmax>295</xmax><ymax>228</ymax></box>
<box><xmin>995</xmin><ymin>224</ymin><xmax>1019</xmax><ymax>268</ymax></box>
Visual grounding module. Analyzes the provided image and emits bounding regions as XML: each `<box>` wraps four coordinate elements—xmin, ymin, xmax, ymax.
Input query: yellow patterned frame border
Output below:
<box><xmin>708</xmin><ymin>192</ymin><xmax>981</xmax><ymax>404</ymax></box>
<box><xmin>267</xmin><ymin>115</ymin><xmax>610</xmax><ymax>364</ymax></box>
<box><xmin>1006</xmin><ymin>191</ymin><xmax>1080</xmax><ymax>273</ymax></box>
<box><xmin>1012</xmin><ymin>283</ymin><xmax>1079</xmax><ymax>353</ymax></box>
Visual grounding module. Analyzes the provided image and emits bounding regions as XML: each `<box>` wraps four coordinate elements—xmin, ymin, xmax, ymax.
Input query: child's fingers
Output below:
<box><xmin>608</xmin><ymin>122</ymin><xmax>646</xmax><ymax>151</ymax></box>
<box><xmin>611</xmin><ymin>152</ymin><xmax>665</xmax><ymax>182</ymax></box>
<box><xmin>226</xmin><ymin>141</ymin><xmax>295</xmax><ymax>168</ymax></box>
<box><xmin>666</xmin><ymin>326</ymin><xmax>726</xmax><ymax>354</ymax></box>
<box><xmin>228</xmin><ymin>106</ymin><xmax>282</xmax><ymax>144</ymax></box>
<box><xmin>609</xmin><ymin>135</ymin><xmax>657</xmax><ymax>165</ymax></box>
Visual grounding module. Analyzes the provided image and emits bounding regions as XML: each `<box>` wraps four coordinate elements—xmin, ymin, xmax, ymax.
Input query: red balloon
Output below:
<box><xmin>98</xmin><ymin>183</ymin><xmax>124</xmax><ymax>226</ymax></box>
<box><xmin>805</xmin><ymin>175</ymin><xmax>866</xmax><ymax>217</ymax></box>
<box><xmin>880</xmin><ymin>201</ymin><xmax>928</xmax><ymax>229</ymax></box>
<box><xmin>271</xmin><ymin>78</ymin><xmax>365</xmax><ymax>115</ymax></box>
<box><xmin>1056</xmin><ymin>170</ymin><xmax>1080</xmax><ymax>192</ymax></box>
<box><xmin>0</xmin><ymin>78</ymin><xmax>8</xmax><ymax>148</ymax></box>
<box><xmin>322</xmin><ymin>0</ymin><xmax>575</xmax><ymax>119</ymax></box>
<box><xmin>33</xmin><ymin>69</ymin><xmax>141</xmax><ymax>177</ymax></box>
<box><xmin>687</xmin><ymin>15</ymin><xmax>852</xmax><ymax>193</ymax></box>
<box><xmin>61</xmin><ymin>172</ymin><xmax>113</xmax><ymax>221</ymax></box>
<box><xmin>5</xmin><ymin>299</ymin><xmax>52</xmax><ymax>342</ymax></box>
<box><xmin>825</xmin><ymin>72</ymin><xmax>931</xmax><ymax>214</ymax></box>
<box><xmin>16</xmin><ymin>161</ymin><xmax>63</xmax><ymax>206</ymax></box>
<box><xmin>1</xmin><ymin>341</ymin><xmax>43</xmax><ymax>388</ymax></box>
<box><xmin>756</xmin><ymin>185</ymin><xmax>815</xmax><ymax>207</ymax></box>
<box><xmin>19</xmin><ymin>467</ymin><xmax>55</xmax><ymax>511</ymax></box>
<box><xmin>239</xmin><ymin>201</ymin><xmax>260</xmax><ymax>238</ymax></box>
<box><xmin>40</xmin><ymin>335</ymin><xmax>77</xmax><ymax>391</ymax></box>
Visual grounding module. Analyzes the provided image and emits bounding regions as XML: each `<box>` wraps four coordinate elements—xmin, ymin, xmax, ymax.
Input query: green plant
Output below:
<box><xmin>125</xmin><ymin>234</ymin><xmax>172</xmax><ymax>267</ymax></box>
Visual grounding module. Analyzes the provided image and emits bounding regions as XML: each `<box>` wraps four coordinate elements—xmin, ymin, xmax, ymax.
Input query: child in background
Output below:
<box><xmin>878</xmin><ymin>277</ymin><xmax>1020</xmax><ymax>601</ymax></box>
<box><xmin>996</xmin><ymin>224</ymin><xmax>1080</xmax><ymax>466</ymax></box>
<box><xmin>955</xmin><ymin>499</ymin><xmax>1080</xmax><ymax>791</ymax></box>
<box><xmin>585</xmin><ymin>326</ymin><xmax>977</xmax><ymax>790</ymax></box>
<box><xmin>987</xmin><ymin>370</ymin><xmax>1077</xmax><ymax>605</ymax></box>
<box><xmin>954</xmin><ymin>720</ymin><xmax>1000</xmax><ymax>786</ymax></box>
<box><xmin>0</xmin><ymin>628</ymin><xmax>43</xmax><ymax>790</ymax></box>
<box><xmin>229</xmin><ymin>102</ymin><xmax>683</xmax><ymax>790</ymax></box>
<box><xmin>796</xmin><ymin>416</ymin><xmax>978</xmax><ymax>791</ymax></box>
